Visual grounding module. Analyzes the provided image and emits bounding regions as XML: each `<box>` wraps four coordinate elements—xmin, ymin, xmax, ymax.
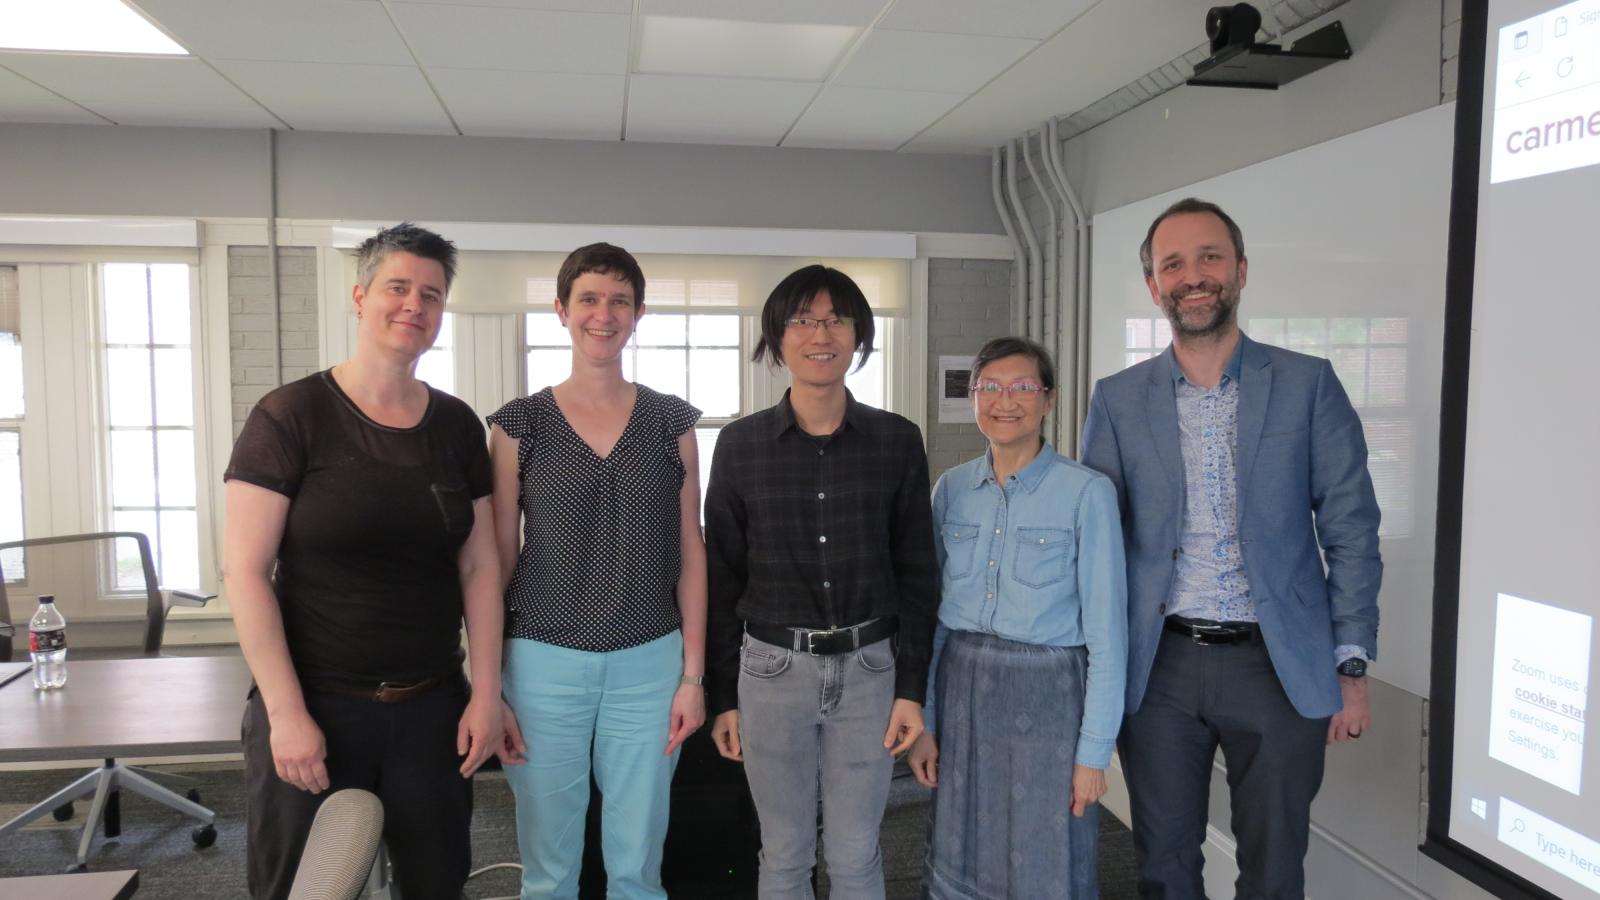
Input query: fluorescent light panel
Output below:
<box><xmin>0</xmin><ymin>0</ymin><xmax>187</xmax><ymax>55</ymax></box>
<box><xmin>637</xmin><ymin>15</ymin><xmax>855</xmax><ymax>81</ymax></box>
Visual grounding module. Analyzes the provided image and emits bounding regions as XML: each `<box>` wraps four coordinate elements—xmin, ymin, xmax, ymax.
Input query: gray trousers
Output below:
<box><xmin>737</xmin><ymin>633</ymin><xmax>897</xmax><ymax>900</ymax></box>
<box><xmin>1120</xmin><ymin>628</ymin><xmax>1329</xmax><ymax>900</ymax></box>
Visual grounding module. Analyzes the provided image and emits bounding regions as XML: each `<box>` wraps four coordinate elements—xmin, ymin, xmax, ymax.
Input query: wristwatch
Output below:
<box><xmin>680</xmin><ymin>675</ymin><xmax>704</xmax><ymax>686</ymax></box>
<box><xmin>1337</xmin><ymin>657</ymin><xmax>1367</xmax><ymax>678</ymax></box>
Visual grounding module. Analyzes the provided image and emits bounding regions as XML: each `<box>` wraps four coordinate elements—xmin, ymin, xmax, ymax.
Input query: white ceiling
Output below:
<box><xmin>0</xmin><ymin>0</ymin><xmax>1227</xmax><ymax>154</ymax></box>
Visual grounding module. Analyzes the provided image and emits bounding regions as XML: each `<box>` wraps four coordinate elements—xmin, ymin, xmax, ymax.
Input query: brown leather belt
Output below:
<box><xmin>317</xmin><ymin>674</ymin><xmax>451</xmax><ymax>703</ymax></box>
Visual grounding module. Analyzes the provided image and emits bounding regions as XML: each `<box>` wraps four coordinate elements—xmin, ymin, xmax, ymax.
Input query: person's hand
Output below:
<box><xmin>1328</xmin><ymin>675</ymin><xmax>1372</xmax><ymax>744</ymax></box>
<box><xmin>711</xmin><ymin>710</ymin><xmax>742</xmax><ymax>761</ymax></box>
<box><xmin>666</xmin><ymin>683</ymin><xmax>706</xmax><ymax>756</ymax></box>
<box><xmin>1072</xmin><ymin>764</ymin><xmax>1107</xmax><ymax>817</ymax></box>
<box><xmin>496</xmin><ymin>698</ymin><xmax>528</xmax><ymax>766</ymax></box>
<box><xmin>908</xmin><ymin>733</ymin><xmax>939</xmax><ymax>788</ymax></box>
<box><xmin>269</xmin><ymin>707</ymin><xmax>329</xmax><ymax>793</ymax></box>
<box><xmin>882</xmin><ymin>699</ymin><xmax>924</xmax><ymax>757</ymax></box>
<box><xmin>456</xmin><ymin>694</ymin><xmax>504</xmax><ymax>777</ymax></box>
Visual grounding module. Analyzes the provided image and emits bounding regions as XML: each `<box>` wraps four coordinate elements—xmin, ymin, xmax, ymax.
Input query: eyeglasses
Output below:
<box><xmin>784</xmin><ymin>316</ymin><xmax>856</xmax><ymax>332</ymax></box>
<box><xmin>970</xmin><ymin>379</ymin><xmax>1046</xmax><ymax>399</ymax></box>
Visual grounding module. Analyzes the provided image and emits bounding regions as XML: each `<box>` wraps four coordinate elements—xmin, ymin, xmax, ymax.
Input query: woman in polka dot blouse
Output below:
<box><xmin>486</xmin><ymin>242</ymin><xmax>707</xmax><ymax>899</ymax></box>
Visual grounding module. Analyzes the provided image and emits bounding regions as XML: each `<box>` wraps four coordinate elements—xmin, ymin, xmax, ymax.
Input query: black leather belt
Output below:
<box><xmin>1165</xmin><ymin>616</ymin><xmax>1259</xmax><ymax>645</ymax></box>
<box><xmin>746</xmin><ymin>617</ymin><xmax>898</xmax><ymax>656</ymax></box>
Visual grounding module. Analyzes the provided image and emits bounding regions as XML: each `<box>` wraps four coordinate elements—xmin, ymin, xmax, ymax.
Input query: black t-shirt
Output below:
<box><xmin>224</xmin><ymin>371</ymin><xmax>492</xmax><ymax>687</ymax></box>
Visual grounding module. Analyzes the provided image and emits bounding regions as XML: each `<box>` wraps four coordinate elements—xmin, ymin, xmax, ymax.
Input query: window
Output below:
<box><xmin>101</xmin><ymin>263</ymin><xmax>200</xmax><ymax>589</ymax></box>
<box><xmin>414</xmin><ymin>312</ymin><xmax>455</xmax><ymax>395</ymax></box>
<box><xmin>0</xmin><ymin>266</ymin><xmax>22</xmax><ymax>581</ymax></box>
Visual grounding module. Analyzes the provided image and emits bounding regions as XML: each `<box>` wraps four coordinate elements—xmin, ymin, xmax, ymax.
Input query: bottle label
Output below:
<box><xmin>30</xmin><ymin>629</ymin><xmax>65</xmax><ymax>653</ymax></box>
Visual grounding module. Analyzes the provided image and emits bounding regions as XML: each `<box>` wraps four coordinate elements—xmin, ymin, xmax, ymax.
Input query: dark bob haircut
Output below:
<box><xmin>752</xmin><ymin>265</ymin><xmax>876</xmax><ymax>373</ymax></box>
<box><xmin>355</xmin><ymin>222</ymin><xmax>457</xmax><ymax>291</ymax></box>
<box><xmin>556</xmin><ymin>242</ymin><xmax>645</xmax><ymax>308</ymax></box>
<box><xmin>970</xmin><ymin>335</ymin><xmax>1057</xmax><ymax>395</ymax></box>
<box><xmin>1138</xmin><ymin>197</ymin><xmax>1247</xmax><ymax>278</ymax></box>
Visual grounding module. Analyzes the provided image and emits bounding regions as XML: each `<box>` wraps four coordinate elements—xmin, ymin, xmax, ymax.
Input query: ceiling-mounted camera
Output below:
<box><xmin>1189</xmin><ymin>2</ymin><xmax>1352</xmax><ymax>90</ymax></box>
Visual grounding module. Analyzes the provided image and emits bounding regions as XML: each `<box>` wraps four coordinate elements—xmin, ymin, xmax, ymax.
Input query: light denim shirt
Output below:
<box><xmin>926</xmin><ymin>443</ymin><xmax>1129</xmax><ymax>768</ymax></box>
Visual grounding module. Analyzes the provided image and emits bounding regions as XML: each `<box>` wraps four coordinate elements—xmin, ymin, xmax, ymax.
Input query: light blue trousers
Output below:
<box><xmin>502</xmin><ymin>631</ymin><xmax>683</xmax><ymax>900</ymax></box>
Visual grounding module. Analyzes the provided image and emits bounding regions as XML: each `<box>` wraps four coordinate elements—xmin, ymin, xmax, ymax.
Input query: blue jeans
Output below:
<box><xmin>502</xmin><ymin>631</ymin><xmax>683</xmax><ymax>900</ymax></box>
<box><xmin>737</xmin><ymin>632</ymin><xmax>897</xmax><ymax>900</ymax></box>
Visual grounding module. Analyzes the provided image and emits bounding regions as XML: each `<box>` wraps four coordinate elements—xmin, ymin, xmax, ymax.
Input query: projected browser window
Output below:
<box><xmin>1490</xmin><ymin>1</ymin><xmax>1600</xmax><ymax>182</ymax></box>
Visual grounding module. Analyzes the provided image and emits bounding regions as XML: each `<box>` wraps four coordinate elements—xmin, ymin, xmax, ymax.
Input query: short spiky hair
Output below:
<box><xmin>1138</xmin><ymin>197</ymin><xmax>1246</xmax><ymax>278</ymax></box>
<box><xmin>556</xmin><ymin>243</ymin><xmax>646</xmax><ymax>308</ymax></box>
<box><xmin>355</xmin><ymin>222</ymin><xmax>458</xmax><ymax>290</ymax></box>
<box><xmin>752</xmin><ymin>265</ymin><xmax>876</xmax><ymax>373</ymax></box>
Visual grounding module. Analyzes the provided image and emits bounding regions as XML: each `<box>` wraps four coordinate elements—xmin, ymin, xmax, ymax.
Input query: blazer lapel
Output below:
<box><xmin>1145</xmin><ymin>352</ymin><xmax>1184</xmax><ymax>498</ymax></box>
<box><xmin>1235</xmin><ymin>334</ymin><xmax>1272</xmax><ymax>512</ymax></box>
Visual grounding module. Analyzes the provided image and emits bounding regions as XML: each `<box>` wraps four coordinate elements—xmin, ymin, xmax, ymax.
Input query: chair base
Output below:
<box><xmin>0</xmin><ymin>761</ymin><xmax>216</xmax><ymax>867</ymax></box>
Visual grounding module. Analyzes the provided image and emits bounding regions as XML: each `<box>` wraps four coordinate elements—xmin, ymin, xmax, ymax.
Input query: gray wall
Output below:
<box><xmin>924</xmin><ymin>258</ymin><xmax>1014</xmax><ymax>481</ymax></box>
<box><xmin>0</xmin><ymin>125</ymin><xmax>1001</xmax><ymax>234</ymax></box>
<box><xmin>227</xmin><ymin>247</ymin><xmax>319</xmax><ymax>436</ymax></box>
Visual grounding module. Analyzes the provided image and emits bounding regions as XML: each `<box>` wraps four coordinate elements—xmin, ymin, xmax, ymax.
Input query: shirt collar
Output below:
<box><xmin>1165</xmin><ymin>334</ymin><xmax>1245</xmax><ymax>387</ymax></box>
<box><xmin>770</xmin><ymin>388</ymin><xmax>866</xmax><ymax>438</ymax></box>
<box><xmin>971</xmin><ymin>440</ymin><xmax>1054</xmax><ymax>493</ymax></box>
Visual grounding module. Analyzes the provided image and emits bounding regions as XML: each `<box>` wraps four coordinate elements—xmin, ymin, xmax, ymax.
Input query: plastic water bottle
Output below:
<box><xmin>29</xmin><ymin>594</ymin><xmax>67</xmax><ymax>690</ymax></box>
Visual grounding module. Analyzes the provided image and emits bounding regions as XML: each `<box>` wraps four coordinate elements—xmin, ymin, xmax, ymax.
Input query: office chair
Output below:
<box><xmin>0</xmin><ymin>531</ymin><xmax>219</xmax><ymax>868</ymax></box>
<box><xmin>287</xmin><ymin>789</ymin><xmax>386</xmax><ymax>900</ymax></box>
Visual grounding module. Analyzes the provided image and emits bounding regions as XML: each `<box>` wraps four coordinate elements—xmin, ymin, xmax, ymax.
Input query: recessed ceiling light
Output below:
<box><xmin>637</xmin><ymin>16</ymin><xmax>856</xmax><ymax>82</ymax></box>
<box><xmin>0</xmin><ymin>0</ymin><xmax>188</xmax><ymax>55</ymax></box>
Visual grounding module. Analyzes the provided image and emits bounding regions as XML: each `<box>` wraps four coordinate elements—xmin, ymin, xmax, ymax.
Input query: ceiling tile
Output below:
<box><xmin>784</xmin><ymin>85</ymin><xmax>963</xmax><ymax>151</ymax></box>
<box><xmin>132</xmin><ymin>0</ymin><xmax>412</xmax><ymax>65</ymax></box>
<box><xmin>834</xmin><ymin>29</ymin><xmax>1036</xmax><ymax>94</ymax></box>
<box><xmin>625</xmin><ymin>74</ymin><xmax>817</xmax><ymax>146</ymax></box>
<box><xmin>0</xmin><ymin>53</ymin><xmax>277</xmax><ymax>127</ymax></box>
<box><xmin>637</xmin><ymin>16</ymin><xmax>857</xmax><ymax>81</ymax></box>
<box><xmin>429</xmin><ymin>69</ymin><xmax>623</xmax><ymax>140</ymax></box>
<box><xmin>388</xmin><ymin>4</ymin><xmax>628</xmax><ymax>74</ymax></box>
<box><xmin>640</xmin><ymin>0</ymin><xmax>885</xmax><ymax>27</ymax></box>
<box><xmin>212</xmin><ymin>60</ymin><xmax>454</xmax><ymax>134</ymax></box>
<box><xmin>398</xmin><ymin>0</ymin><xmax>629</xmax><ymax>11</ymax></box>
<box><xmin>879</xmin><ymin>0</ymin><xmax>1098</xmax><ymax>40</ymax></box>
<box><xmin>0</xmin><ymin>65</ymin><xmax>106</xmax><ymax>125</ymax></box>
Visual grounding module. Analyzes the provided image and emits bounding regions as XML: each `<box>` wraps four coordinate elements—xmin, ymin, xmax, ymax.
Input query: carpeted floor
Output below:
<box><xmin>0</xmin><ymin>761</ymin><xmax>1138</xmax><ymax>898</ymax></box>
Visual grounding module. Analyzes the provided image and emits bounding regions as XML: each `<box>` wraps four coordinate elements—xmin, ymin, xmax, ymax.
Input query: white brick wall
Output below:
<box><xmin>228</xmin><ymin>246</ymin><xmax>320</xmax><ymax>436</ymax></box>
<box><xmin>925</xmin><ymin>257</ymin><xmax>1015</xmax><ymax>480</ymax></box>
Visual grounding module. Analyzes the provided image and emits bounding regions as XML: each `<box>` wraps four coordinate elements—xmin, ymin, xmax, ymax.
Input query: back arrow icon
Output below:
<box><xmin>1516</xmin><ymin>71</ymin><xmax>1531</xmax><ymax>87</ymax></box>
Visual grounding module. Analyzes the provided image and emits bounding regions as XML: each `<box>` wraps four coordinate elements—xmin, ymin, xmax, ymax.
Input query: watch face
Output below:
<box><xmin>1339</xmin><ymin>658</ymin><xmax>1367</xmax><ymax>677</ymax></box>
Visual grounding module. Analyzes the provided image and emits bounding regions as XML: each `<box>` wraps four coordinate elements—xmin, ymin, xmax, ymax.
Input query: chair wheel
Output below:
<box><xmin>186</xmin><ymin>789</ymin><xmax>202</xmax><ymax>803</ymax></box>
<box><xmin>52</xmin><ymin>803</ymin><xmax>74</xmax><ymax>822</ymax></box>
<box><xmin>192</xmin><ymin>824</ymin><xmax>217</xmax><ymax>848</ymax></box>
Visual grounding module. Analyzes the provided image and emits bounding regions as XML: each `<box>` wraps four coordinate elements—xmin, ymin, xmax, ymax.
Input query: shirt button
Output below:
<box><xmin>994</xmin><ymin>528</ymin><xmax>1001</xmax><ymax>535</ymax></box>
<box><xmin>986</xmin><ymin>592</ymin><xmax>994</xmax><ymax>599</ymax></box>
<box><xmin>1038</xmin><ymin>538</ymin><xmax>1046</xmax><ymax>545</ymax></box>
<box><xmin>1172</xmin><ymin>548</ymin><xmax>1181</xmax><ymax>560</ymax></box>
<box><xmin>824</xmin><ymin>581</ymin><xmax>832</xmax><ymax>589</ymax></box>
<box><xmin>817</xmin><ymin>449</ymin><xmax>824</xmax><ymax>456</ymax></box>
<box><xmin>819</xmin><ymin>535</ymin><xmax>827</xmax><ymax>543</ymax></box>
<box><xmin>988</xmin><ymin>559</ymin><xmax>996</xmax><ymax>567</ymax></box>
<box><xmin>817</xmin><ymin>492</ymin><xmax>826</xmax><ymax>500</ymax></box>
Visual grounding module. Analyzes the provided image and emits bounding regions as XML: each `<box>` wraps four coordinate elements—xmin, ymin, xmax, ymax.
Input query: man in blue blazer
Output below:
<box><xmin>1080</xmin><ymin>198</ymin><xmax>1382</xmax><ymax>899</ymax></box>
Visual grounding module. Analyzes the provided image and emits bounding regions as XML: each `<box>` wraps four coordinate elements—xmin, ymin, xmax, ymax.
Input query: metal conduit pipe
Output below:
<box><xmin>1037</xmin><ymin>120</ymin><xmax>1078</xmax><ymax>450</ymax></box>
<box><xmin>1004</xmin><ymin>141</ymin><xmax>1041</xmax><ymax>341</ymax></box>
<box><xmin>1020</xmin><ymin>130</ymin><xmax>1055</xmax><ymax>349</ymax></box>
<box><xmin>1047</xmin><ymin>117</ymin><xmax>1092</xmax><ymax>448</ymax></box>
<box><xmin>991</xmin><ymin>147</ymin><xmax>1027</xmax><ymax>337</ymax></box>
<box><xmin>265</xmin><ymin>129</ymin><xmax>282</xmax><ymax>386</ymax></box>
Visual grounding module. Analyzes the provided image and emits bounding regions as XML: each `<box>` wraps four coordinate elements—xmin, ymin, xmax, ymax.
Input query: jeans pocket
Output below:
<box><xmin>857</xmin><ymin>636</ymin><xmax>897</xmax><ymax>673</ymax></box>
<box><xmin>740</xmin><ymin>643</ymin><xmax>792</xmax><ymax>679</ymax></box>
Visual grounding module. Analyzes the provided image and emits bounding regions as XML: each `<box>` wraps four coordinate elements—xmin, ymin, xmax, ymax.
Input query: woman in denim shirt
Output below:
<box><xmin>910</xmin><ymin>336</ymin><xmax>1128</xmax><ymax>899</ymax></box>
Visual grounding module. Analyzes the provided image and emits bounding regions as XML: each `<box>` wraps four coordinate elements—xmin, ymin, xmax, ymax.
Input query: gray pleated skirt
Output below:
<box><xmin>924</xmin><ymin>630</ymin><xmax>1098</xmax><ymax>900</ymax></box>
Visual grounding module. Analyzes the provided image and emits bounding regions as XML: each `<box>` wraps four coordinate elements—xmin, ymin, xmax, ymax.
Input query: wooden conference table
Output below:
<box><xmin>0</xmin><ymin>656</ymin><xmax>252</xmax><ymax>868</ymax></box>
<box><xmin>0</xmin><ymin>869</ymin><xmax>139</xmax><ymax>900</ymax></box>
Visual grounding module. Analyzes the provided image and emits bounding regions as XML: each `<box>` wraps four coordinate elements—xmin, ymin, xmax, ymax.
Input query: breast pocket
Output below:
<box><xmin>940</xmin><ymin>521</ymin><xmax>980</xmax><ymax>580</ymax></box>
<box><xmin>1012</xmin><ymin>526</ymin><xmax>1074</xmax><ymax>589</ymax></box>
<box><xmin>430</xmin><ymin>481</ymin><xmax>475</xmax><ymax>541</ymax></box>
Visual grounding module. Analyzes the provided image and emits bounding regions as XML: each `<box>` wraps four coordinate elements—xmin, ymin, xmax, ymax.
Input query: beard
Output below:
<box><xmin>1159</xmin><ymin>277</ymin><xmax>1241</xmax><ymax>338</ymax></box>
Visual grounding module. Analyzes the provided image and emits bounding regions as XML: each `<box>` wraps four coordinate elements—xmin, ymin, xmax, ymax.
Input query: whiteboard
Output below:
<box><xmin>1087</xmin><ymin>102</ymin><xmax>1455</xmax><ymax>699</ymax></box>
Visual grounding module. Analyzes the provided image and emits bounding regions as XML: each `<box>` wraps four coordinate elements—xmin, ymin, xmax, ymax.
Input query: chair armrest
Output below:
<box><xmin>163</xmin><ymin>589</ymin><xmax>216</xmax><ymax>613</ymax></box>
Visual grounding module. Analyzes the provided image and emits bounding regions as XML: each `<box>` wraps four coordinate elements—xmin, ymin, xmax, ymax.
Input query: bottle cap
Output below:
<box><xmin>37</xmin><ymin>594</ymin><xmax>55</xmax><ymax>605</ymax></box>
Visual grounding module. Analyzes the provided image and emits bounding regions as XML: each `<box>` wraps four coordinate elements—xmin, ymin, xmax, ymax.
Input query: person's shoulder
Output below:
<box><xmin>1098</xmin><ymin>354</ymin><xmax>1163</xmax><ymax>391</ymax></box>
<box><xmin>1248</xmin><ymin>336</ymin><xmax>1325</xmax><ymax>371</ymax></box>
<box><xmin>1039</xmin><ymin>448</ymin><xmax>1114</xmax><ymax>489</ymax></box>
<box><xmin>637</xmin><ymin>384</ymin><xmax>700</xmax><ymax>419</ymax></box>
<box><xmin>719</xmin><ymin>405</ymin><xmax>775</xmax><ymax>441</ymax></box>
<box><xmin>253</xmin><ymin>370</ymin><xmax>333</xmax><ymax>421</ymax></box>
<box><xmin>854</xmin><ymin>402</ymin><xmax>922</xmax><ymax>439</ymax></box>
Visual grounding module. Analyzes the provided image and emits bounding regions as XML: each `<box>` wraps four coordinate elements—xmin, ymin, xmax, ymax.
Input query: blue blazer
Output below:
<box><xmin>1080</xmin><ymin>334</ymin><xmax>1382</xmax><ymax>719</ymax></box>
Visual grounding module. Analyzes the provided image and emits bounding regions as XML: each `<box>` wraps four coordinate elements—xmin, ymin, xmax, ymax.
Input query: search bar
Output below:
<box><xmin>1498</xmin><ymin>797</ymin><xmax>1600</xmax><ymax>894</ymax></box>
